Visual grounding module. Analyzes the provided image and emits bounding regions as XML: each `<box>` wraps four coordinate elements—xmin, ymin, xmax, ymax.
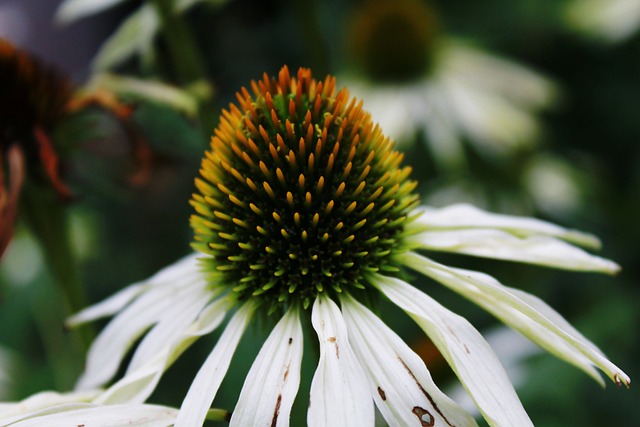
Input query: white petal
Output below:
<box><xmin>230</xmin><ymin>307</ymin><xmax>303</xmax><ymax>427</ymax></box>
<box><xmin>0</xmin><ymin>390</ymin><xmax>100</xmax><ymax>423</ymax></box>
<box><xmin>92</xmin><ymin>5</ymin><xmax>159</xmax><ymax>71</ymax></box>
<box><xmin>175</xmin><ymin>302</ymin><xmax>256</xmax><ymax>427</ymax></box>
<box><xmin>67</xmin><ymin>253</ymin><xmax>201</xmax><ymax>327</ymax></box>
<box><xmin>76</xmin><ymin>277</ymin><xmax>203</xmax><ymax>390</ymax></box>
<box><xmin>340</xmin><ymin>294</ymin><xmax>478</xmax><ymax>427</ymax></box>
<box><xmin>55</xmin><ymin>0</ymin><xmax>128</xmax><ymax>24</ymax></box>
<box><xmin>372</xmin><ymin>274</ymin><xmax>534</xmax><ymax>427</ymax></box>
<box><xmin>126</xmin><ymin>284</ymin><xmax>211</xmax><ymax>372</ymax></box>
<box><xmin>97</xmin><ymin>297</ymin><xmax>230</xmax><ymax>404</ymax></box>
<box><xmin>143</xmin><ymin>253</ymin><xmax>203</xmax><ymax>285</ymax></box>
<box><xmin>1</xmin><ymin>403</ymin><xmax>94</xmax><ymax>426</ymax></box>
<box><xmin>308</xmin><ymin>296</ymin><xmax>374</xmax><ymax>427</ymax></box>
<box><xmin>8</xmin><ymin>403</ymin><xmax>177</xmax><ymax>427</ymax></box>
<box><xmin>410</xmin><ymin>228</ymin><xmax>619</xmax><ymax>273</ymax></box>
<box><xmin>401</xmin><ymin>251</ymin><xmax>631</xmax><ymax>387</ymax></box>
<box><xmin>409</xmin><ymin>204</ymin><xmax>601</xmax><ymax>248</ymax></box>
<box><xmin>66</xmin><ymin>283</ymin><xmax>147</xmax><ymax>327</ymax></box>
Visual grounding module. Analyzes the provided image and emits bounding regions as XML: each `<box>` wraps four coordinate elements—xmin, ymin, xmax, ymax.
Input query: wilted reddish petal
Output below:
<box><xmin>34</xmin><ymin>126</ymin><xmax>72</xmax><ymax>199</ymax></box>
<box><xmin>67</xmin><ymin>91</ymin><xmax>152</xmax><ymax>187</ymax></box>
<box><xmin>0</xmin><ymin>145</ymin><xmax>26</xmax><ymax>258</ymax></box>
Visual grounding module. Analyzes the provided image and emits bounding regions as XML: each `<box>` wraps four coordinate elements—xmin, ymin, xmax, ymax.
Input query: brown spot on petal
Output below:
<box><xmin>399</xmin><ymin>357</ymin><xmax>456</xmax><ymax>427</ymax></box>
<box><xmin>327</xmin><ymin>336</ymin><xmax>340</xmax><ymax>358</ymax></box>
<box><xmin>288</xmin><ymin>337</ymin><xmax>293</xmax><ymax>344</ymax></box>
<box><xmin>412</xmin><ymin>406</ymin><xmax>434</xmax><ymax>426</ymax></box>
<box><xmin>377</xmin><ymin>386</ymin><xmax>387</xmax><ymax>401</ymax></box>
<box><xmin>271</xmin><ymin>394</ymin><xmax>282</xmax><ymax>427</ymax></box>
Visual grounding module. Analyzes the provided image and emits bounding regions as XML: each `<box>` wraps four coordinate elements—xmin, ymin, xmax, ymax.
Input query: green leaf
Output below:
<box><xmin>92</xmin><ymin>5</ymin><xmax>159</xmax><ymax>71</ymax></box>
<box><xmin>83</xmin><ymin>73</ymin><xmax>201</xmax><ymax>118</ymax></box>
<box><xmin>56</xmin><ymin>0</ymin><xmax>131</xmax><ymax>24</ymax></box>
<box><xmin>174</xmin><ymin>0</ymin><xmax>229</xmax><ymax>13</ymax></box>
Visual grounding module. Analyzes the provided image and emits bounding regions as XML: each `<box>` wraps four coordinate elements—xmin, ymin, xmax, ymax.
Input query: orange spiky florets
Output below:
<box><xmin>191</xmin><ymin>66</ymin><xmax>419</xmax><ymax>310</ymax></box>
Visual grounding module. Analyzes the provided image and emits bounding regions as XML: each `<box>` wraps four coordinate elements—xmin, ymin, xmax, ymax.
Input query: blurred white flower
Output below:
<box><xmin>524</xmin><ymin>153</ymin><xmax>590</xmax><ymax>219</ymax></box>
<box><xmin>341</xmin><ymin>0</ymin><xmax>556</xmax><ymax>171</ymax></box>
<box><xmin>344</xmin><ymin>39</ymin><xmax>557</xmax><ymax>170</ymax></box>
<box><xmin>566</xmin><ymin>0</ymin><xmax>640</xmax><ymax>42</ymax></box>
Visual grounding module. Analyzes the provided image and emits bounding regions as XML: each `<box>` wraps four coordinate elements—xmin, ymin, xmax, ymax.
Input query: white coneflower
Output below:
<box><xmin>341</xmin><ymin>0</ymin><xmax>556</xmax><ymax>170</ymax></box>
<box><xmin>566</xmin><ymin>0</ymin><xmax>640</xmax><ymax>42</ymax></box>
<box><xmin>69</xmin><ymin>66</ymin><xmax>628</xmax><ymax>427</ymax></box>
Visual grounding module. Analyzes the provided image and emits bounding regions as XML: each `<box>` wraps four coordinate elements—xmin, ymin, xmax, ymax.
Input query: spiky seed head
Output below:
<box><xmin>191</xmin><ymin>66</ymin><xmax>419</xmax><ymax>311</ymax></box>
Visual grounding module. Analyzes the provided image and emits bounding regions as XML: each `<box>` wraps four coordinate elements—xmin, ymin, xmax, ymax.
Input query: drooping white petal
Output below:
<box><xmin>66</xmin><ymin>283</ymin><xmax>148</xmax><ymax>327</ymax></box>
<box><xmin>340</xmin><ymin>294</ymin><xmax>478</xmax><ymax>427</ymax></box>
<box><xmin>401</xmin><ymin>251</ymin><xmax>631</xmax><ymax>387</ymax></box>
<box><xmin>0</xmin><ymin>390</ymin><xmax>100</xmax><ymax>424</ymax></box>
<box><xmin>174</xmin><ymin>301</ymin><xmax>256</xmax><ymax>427</ymax></box>
<box><xmin>446</xmin><ymin>326</ymin><xmax>540</xmax><ymax>418</ymax></box>
<box><xmin>410</xmin><ymin>228</ymin><xmax>619</xmax><ymax>273</ymax></box>
<box><xmin>75</xmin><ymin>277</ymin><xmax>204</xmax><ymax>390</ymax></box>
<box><xmin>230</xmin><ymin>306</ymin><xmax>303</xmax><ymax>427</ymax></box>
<box><xmin>308</xmin><ymin>296</ymin><xmax>374</xmax><ymax>427</ymax></box>
<box><xmin>126</xmin><ymin>285</ymin><xmax>211</xmax><ymax>373</ymax></box>
<box><xmin>1</xmin><ymin>403</ymin><xmax>94</xmax><ymax>426</ymax></box>
<box><xmin>97</xmin><ymin>297</ymin><xmax>230</xmax><ymax>404</ymax></box>
<box><xmin>409</xmin><ymin>204</ymin><xmax>601</xmax><ymax>248</ymax></box>
<box><xmin>8</xmin><ymin>403</ymin><xmax>177</xmax><ymax>427</ymax></box>
<box><xmin>372</xmin><ymin>274</ymin><xmax>534</xmax><ymax>427</ymax></box>
<box><xmin>67</xmin><ymin>254</ymin><xmax>203</xmax><ymax>327</ymax></box>
<box><xmin>142</xmin><ymin>253</ymin><xmax>204</xmax><ymax>285</ymax></box>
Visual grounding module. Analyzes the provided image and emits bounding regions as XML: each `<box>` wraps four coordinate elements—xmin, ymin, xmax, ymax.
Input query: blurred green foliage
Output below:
<box><xmin>1</xmin><ymin>0</ymin><xmax>639</xmax><ymax>425</ymax></box>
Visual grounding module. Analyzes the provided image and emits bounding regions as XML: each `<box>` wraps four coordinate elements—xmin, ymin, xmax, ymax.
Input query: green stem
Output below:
<box><xmin>148</xmin><ymin>0</ymin><xmax>215</xmax><ymax>140</ymax></box>
<box><xmin>149</xmin><ymin>0</ymin><xmax>207</xmax><ymax>85</ymax></box>
<box><xmin>31</xmin><ymin>278</ymin><xmax>86</xmax><ymax>390</ymax></box>
<box><xmin>205</xmin><ymin>408</ymin><xmax>231</xmax><ymax>422</ymax></box>
<box><xmin>20</xmin><ymin>182</ymin><xmax>93</xmax><ymax>349</ymax></box>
